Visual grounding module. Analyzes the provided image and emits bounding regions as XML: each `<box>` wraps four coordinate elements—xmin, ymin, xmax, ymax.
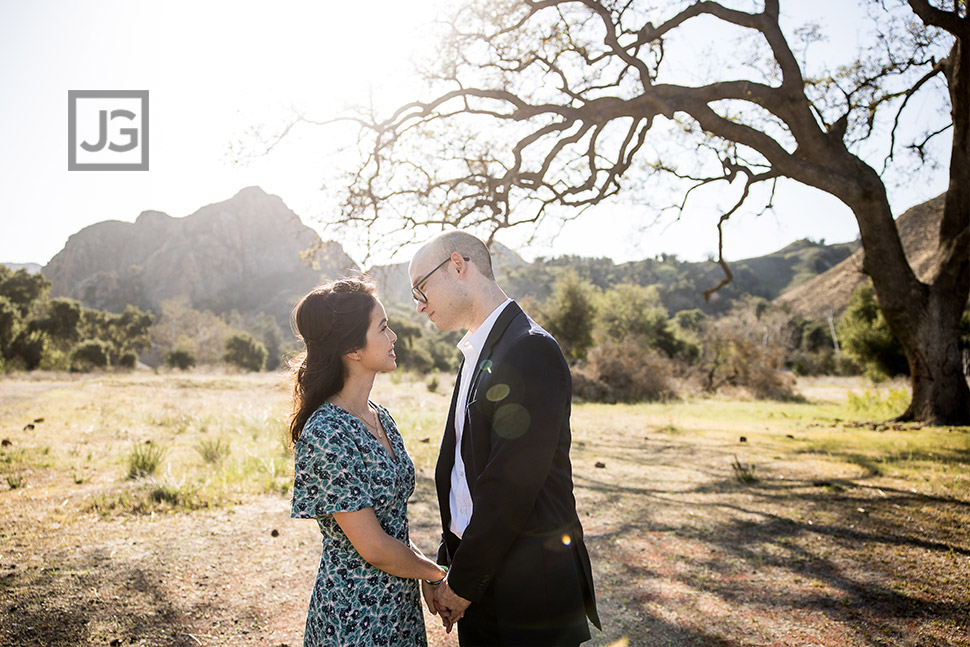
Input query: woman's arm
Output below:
<box><xmin>333</xmin><ymin>507</ymin><xmax>447</xmax><ymax>582</ymax></box>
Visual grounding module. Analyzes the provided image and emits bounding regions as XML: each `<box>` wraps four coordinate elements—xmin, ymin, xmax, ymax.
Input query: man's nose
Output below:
<box><xmin>415</xmin><ymin>300</ymin><xmax>427</xmax><ymax>314</ymax></box>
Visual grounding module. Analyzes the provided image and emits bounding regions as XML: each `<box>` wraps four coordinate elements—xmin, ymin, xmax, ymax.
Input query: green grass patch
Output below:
<box><xmin>846</xmin><ymin>386</ymin><xmax>910</xmax><ymax>419</ymax></box>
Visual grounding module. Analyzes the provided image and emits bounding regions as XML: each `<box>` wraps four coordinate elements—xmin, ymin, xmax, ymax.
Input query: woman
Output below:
<box><xmin>288</xmin><ymin>278</ymin><xmax>447</xmax><ymax>646</ymax></box>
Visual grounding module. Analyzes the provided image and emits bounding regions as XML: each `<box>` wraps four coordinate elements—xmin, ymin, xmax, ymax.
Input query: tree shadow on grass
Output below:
<box><xmin>1</xmin><ymin>549</ymin><xmax>197</xmax><ymax>647</ymax></box>
<box><xmin>575</xmin><ymin>463</ymin><xmax>970</xmax><ymax>647</ymax></box>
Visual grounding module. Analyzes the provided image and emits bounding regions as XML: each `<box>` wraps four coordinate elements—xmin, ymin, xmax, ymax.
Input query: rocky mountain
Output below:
<box><xmin>44</xmin><ymin>187</ymin><xmax>358</xmax><ymax>325</ymax></box>
<box><xmin>775</xmin><ymin>194</ymin><xmax>945</xmax><ymax>320</ymax></box>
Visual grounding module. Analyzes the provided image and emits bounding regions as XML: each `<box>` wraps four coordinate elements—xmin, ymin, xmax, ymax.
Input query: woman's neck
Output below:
<box><xmin>335</xmin><ymin>372</ymin><xmax>377</xmax><ymax>411</ymax></box>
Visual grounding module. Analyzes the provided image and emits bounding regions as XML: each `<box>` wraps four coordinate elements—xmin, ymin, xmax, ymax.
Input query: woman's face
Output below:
<box><xmin>354</xmin><ymin>299</ymin><xmax>397</xmax><ymax>373</ymax></box>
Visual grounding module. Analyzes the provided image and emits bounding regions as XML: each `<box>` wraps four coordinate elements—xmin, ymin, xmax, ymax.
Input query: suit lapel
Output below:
<box><xmin>466</xmin><ymin>301</ymin><xmax>522</xmax><ymax>402</ymax></box>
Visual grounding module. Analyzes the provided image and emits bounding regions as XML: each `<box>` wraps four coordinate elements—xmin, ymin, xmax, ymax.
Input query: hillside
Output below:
<box><xmin>43</xmin><ymin>187</ymin><xmax>358</xmax><ymax>326</ymax></box>
<box><xmin>480</xmin><ymin>238</ymin><xmax>858</xmax><ymax>317</ymax></box>
<box><xmin>776</xmin><ymin>195</ymin><xmax>945</xmax><ymax>320</ymax></box>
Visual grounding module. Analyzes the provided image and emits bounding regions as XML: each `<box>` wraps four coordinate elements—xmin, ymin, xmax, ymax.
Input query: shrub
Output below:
<box><xmin>572</xmin><ymin>336</ymin><xmax>675</xmax><ymax>403</ymax></box>
<box><xmin>195</xmin><ymin>438</ymin><xmax>231</xmax><ymax>464</ymax></box>
<box><xmin>117</xmin><ymin>350</ymin><xmax>139</xmax><ymax>369</ymax></box>
<box><xmin>165</xmin><ymin>349</ymin><xmax>196</xmax><ymax>370</ymax></box>
<box><xmin>69</xmin><ymin>339</ymin><xmax>111</xmax><ymax>372</ymax></box>
<box><xmin>539</xmin><ymin>271</ymin><xmax>598</xmax><ymax>361</ymax></box>
<box><xmin>837</xmin><ymin>283</ymin><xmax>908</xmax><ymax>381</ymax></box>
<box><xmin>692</xmin><ymin>297</ymin><xmax>798</xmax><ymax>400</ymax></box>
<box><xmin>847</xmin><ymin>387</ymin><xmax>910</xmax><ymax>419</ymax></box>
<box><xmin>126</xmin><ymin>441</ymin><xmax>166</xmax><ymax>479</ymax></box>
<box><xmin>731</xmin><ymin>455</ymin><xmax>759</xmax><ymax>483</ymax></box>
<box><xmin>39</xmin><ymin>345</ymin><xmax>70</xmax><ymax>371</ymax></box>
<box><xmin>223</xmin><ymin>332</ymin><xmax>267</xmax><ymax>372</ymax></box>
<box><xmin>426</xmin><ymin>372</ymin><xmax>440</xmax><ymax>392</ymax></box>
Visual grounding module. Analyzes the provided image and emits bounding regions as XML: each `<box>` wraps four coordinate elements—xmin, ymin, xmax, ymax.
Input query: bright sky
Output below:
<box><xmin>0</xmin><ymin>0</ymin><xmax>950</xmax><ymax>268</ymax></box>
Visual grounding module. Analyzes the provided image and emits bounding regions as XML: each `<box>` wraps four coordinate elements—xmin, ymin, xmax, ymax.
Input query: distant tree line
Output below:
<box><xmin>6</xmin><ymin>263</ymin><xmax>966</xmax><ymax>393</ymax></box>
<box><xmin>527</xmin><ymin>272</ymin><xmax>969</xmax><ymax>403</ymax></box>
<box><xmin>0</xmin><ymin>267</ymin><xmax>281</xmax><ymax>373</ymax></box>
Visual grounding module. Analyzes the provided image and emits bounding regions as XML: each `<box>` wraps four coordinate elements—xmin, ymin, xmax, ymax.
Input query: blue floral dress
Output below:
<box><xmin>291</xmin><ymin>401</ymin><xmax>426</xmax><ymax>646</ymax></box>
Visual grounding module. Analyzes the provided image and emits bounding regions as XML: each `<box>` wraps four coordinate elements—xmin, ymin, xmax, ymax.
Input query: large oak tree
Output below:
<box><xmin>319</xmin><ymin>0</ymin><xmax>968</xmax><ymax>423</ymax></box>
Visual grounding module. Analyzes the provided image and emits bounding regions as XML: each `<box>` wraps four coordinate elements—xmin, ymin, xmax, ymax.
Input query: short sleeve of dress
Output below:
<box><xmin>291</xmin><ymin>407</ymin><xmax>374</xmax><ymax>519</ymax></box>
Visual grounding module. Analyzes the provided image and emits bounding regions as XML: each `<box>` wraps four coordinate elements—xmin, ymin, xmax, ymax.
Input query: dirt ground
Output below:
<box><xmin>1</xmin><ymin>374</ymin><xmax>968</xmax><ymax>646</ymax></box>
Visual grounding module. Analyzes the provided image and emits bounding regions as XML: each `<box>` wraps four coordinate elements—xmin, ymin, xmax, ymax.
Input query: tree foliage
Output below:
<box><xmin>0</xmin><ymin>267</ymin><xmax>49</xmax><ymax>316</ymax></box>
<box><xmin>223</xmin><ymin>332</ymin><xmax>268</xmax><ymax>372</ymax></box>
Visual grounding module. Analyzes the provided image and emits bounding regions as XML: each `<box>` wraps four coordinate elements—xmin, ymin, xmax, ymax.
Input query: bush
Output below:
<box><xmin>8</xmin><ymin>330</ymin><xmax>45</xmax><ymax>369</ymax></box>
<box><xmin>117</xmin><ymin>350</ymin><xmax>139</xmax><ymax>369</ymax></box>
<box><xmin>572</xmin><ymin>336</ymin><xmax>675</xmax><ymax>403</ymax></box>
<box><xmin>692</xmin><ymin>297</ymin><xmax>798</xmax><ymax>400</ymax></box>
<box><xmin>837</xmin><ymin>283</ymin><xmax>908</xmax><ymax>381</ymax></box>
<box><xmin>126</xmin><ymin>441</ymin><xmax>167</xmax><ymax>479</ymax></box>
<box><xmin>222</xmin><ymin>332</ymin><xmax>267</xmax><ymax>372</ymax></box>
<box><xmin>39</xmin><ymin>345</ymin><xmax>70</xmax><ymax>371</ymax></box>
<box><xmin>195</xmin><ymin>438</ymin><xmax>230</xmax><ymax>464</ymax></box>
<box><xmin>165</xmin><ymin>349</ymin><xmax>196</xmax><ymax>370</ymax></box>
<box><xmin>69</xmin><ymin>339</ymin><xmax>111</xmax><ymax>372</ymax></box>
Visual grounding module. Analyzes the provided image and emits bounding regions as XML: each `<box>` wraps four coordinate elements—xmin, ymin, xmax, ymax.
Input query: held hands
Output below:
<box><xmin>433</xmin><ymin>579</ymin><xmax>471</xmax><ymax>633</ymax></box>
<box><xmin>421</xmin><ymin>577</ymin><xmax>471</xmax><ymax>633</ymax></box>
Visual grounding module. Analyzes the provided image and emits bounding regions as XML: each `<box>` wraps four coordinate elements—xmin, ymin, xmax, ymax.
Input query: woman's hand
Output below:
<box><xmin>421</xmin><ymin>580</ymin><xmax>439</xmax><ymax>615</ymax></box>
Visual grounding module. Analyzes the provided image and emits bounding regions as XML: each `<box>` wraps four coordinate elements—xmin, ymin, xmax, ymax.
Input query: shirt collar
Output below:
<box><xmin>458</xmin><ymin>298</ymin><xmax>513</xmax><ymax>360</ymax></box>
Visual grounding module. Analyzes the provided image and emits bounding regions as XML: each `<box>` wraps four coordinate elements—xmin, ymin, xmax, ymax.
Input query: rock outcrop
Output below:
<box><xmin>43</xmin><ymin>187</ymin><xmax>358</xmax><ymax>324</ymax></box>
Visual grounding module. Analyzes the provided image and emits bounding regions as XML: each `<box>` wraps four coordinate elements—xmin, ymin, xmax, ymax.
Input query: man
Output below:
<box><xmin>408</xmin><ymin>230</ymin><xmax>600</xmax><ymax>646</ymax></box>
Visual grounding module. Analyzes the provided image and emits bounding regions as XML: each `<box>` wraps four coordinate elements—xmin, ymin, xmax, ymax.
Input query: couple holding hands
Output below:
<box><xmin>289</xmin><ymin>231</ymin><xmax>600</xmax><ymax>646</ymax></box>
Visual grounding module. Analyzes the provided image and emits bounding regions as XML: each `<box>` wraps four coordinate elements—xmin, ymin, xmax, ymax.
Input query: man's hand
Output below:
<box><xmin>434</xmin><ymin>579</ymin><xmax>471</xmax><ymax>633</ymax></box>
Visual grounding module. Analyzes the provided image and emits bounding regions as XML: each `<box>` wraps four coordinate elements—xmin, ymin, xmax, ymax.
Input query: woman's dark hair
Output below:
<box><xmin>287</xmin><ymin>278</ymin><xmax>377</xmax><ymax>444</ymax></box>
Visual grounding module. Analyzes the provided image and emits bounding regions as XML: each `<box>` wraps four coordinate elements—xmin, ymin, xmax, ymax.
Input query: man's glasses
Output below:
<box><xmin>411</xmin><ymin>256</ymin><xmax>469</xmax><ymax>304</ymax></box>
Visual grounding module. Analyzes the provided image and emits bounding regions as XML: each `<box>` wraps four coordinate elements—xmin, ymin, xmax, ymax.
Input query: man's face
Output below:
<box><xmin>409</xmin><ymin>251</ymin><xmax>462</xmax><ymax>331</ymax></box>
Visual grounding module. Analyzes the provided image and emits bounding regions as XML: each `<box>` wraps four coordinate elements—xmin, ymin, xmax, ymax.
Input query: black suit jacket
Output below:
<box><xmin>435</xmin><ymin>302</ymin><xmax>600</xmax><ymax>641</ymax></box>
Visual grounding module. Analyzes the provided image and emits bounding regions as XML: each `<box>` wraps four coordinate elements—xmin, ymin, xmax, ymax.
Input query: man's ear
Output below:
<box><xmin>451</xmin><ymin>252</ymin><xmax>468</xmax><ymax>277</ymax></box>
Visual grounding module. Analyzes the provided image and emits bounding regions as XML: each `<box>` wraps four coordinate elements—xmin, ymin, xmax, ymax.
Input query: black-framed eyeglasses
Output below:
<box><xmin>411</xmin><ymin>256</ymin><xmax>469</xmax><ymax>304</ymax></box>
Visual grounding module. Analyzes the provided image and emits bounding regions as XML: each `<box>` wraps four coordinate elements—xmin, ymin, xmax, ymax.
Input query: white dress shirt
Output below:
<box><xmin>449</xmin><ymin>298</ymin><xmax>513</xmax><ymax>538</ymax></box>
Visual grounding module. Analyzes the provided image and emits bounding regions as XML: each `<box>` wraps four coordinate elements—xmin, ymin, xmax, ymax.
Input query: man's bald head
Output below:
<box><xmin>416</xmin><ymin>230</ymin><xmax>495</xmax><ymax>281</ymax></box>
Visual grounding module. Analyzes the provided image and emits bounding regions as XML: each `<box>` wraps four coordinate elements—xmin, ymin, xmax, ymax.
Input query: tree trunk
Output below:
<box><xmin>897</xmin><ymin>290</ymin><xmax>970</xmax><ymax>425</ymax></box>
<box><xmin>838</xmin><ymin>172</ymin><xmax>968</xmax><ymax>426</ymax></box>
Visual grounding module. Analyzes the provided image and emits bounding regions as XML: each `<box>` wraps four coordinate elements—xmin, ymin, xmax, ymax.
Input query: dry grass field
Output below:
<box><xmin>1</xmin><ymin>371</ymin><xmax>968</xmax><ymax>646</ymax></box>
